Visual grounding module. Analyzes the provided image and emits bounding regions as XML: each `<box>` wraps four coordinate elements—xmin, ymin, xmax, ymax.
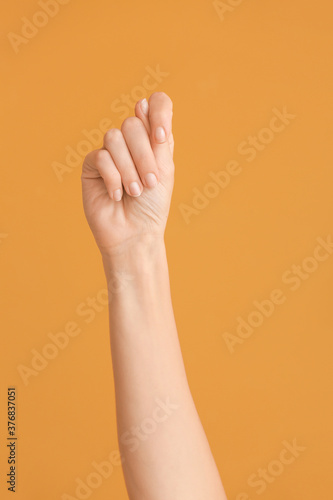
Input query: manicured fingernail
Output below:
<box><xmin>141</xmin><ymin>98</ymin><xmax>148</xmax><ymax>115</ymax></box>
<box><xmin>129</xmin><ymin>182</ymin><xmax>142</xmax><ymax>197</ymax></box>
<box><xmin>155</xmin><ymin>126</ymin><xmax>166</xmax><ymax>143</ymax></box>
<box><xmin>113</xmin><ymin>189</ymin><xmax>122</xmax><ymax>201</ymax></box>
<box><xmin>145</xmin><ymin>173</ymin><xmax>158</xmax><ymax>188</ymax></box>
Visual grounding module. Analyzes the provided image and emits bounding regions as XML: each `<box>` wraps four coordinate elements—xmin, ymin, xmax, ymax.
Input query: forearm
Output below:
<box><xmin>103</xmin><ymin>237</ymin><xmax>227</xmax><ymax>500</ymax></box>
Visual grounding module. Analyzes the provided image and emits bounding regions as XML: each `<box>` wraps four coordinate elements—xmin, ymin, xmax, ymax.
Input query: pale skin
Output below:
<box><xmin>81</xmin><ymin>92</ymin><xmax>227</xmax><ymax>500</ymax></box>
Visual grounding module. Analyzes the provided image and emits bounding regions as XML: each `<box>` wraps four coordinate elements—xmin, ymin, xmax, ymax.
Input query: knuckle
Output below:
<box><xmin>149</xmin><ymin>91</ymin><xmax>173</xmax><ymax>108</ymax></box>
<box><xmin>82</xmin><ymin>150</ymin><xmax>98</xmax><ymax>170</ymax></box>
<box><xmin>104</xmin><ymin>128</ymin><xmax>122</xmax><ymax>145</ymax></box>
<box><xmin>121</xmin><ymin>116</ymin><xmax>140</xmax><ymax>133</ymax></box>
<box><xmin>83</xmin><ymin>150</ymin><xmax>94</xmax><ymax>165</ymax></box>
<box><xmin>150</xmin><ymin>91</ymin><xmax>166</xmax><ymax>100</ymax></box>
<box><xmin>94</xmin><ymin>149</ymin><xmax>109</xmax><ymax>168</ymax></box>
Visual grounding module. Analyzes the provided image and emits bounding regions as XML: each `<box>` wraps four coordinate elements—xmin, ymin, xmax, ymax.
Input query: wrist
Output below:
<box><xmin>101</xmin><ymin>234</ymin><xmax>167</xmax><ymax>278</ymax></box>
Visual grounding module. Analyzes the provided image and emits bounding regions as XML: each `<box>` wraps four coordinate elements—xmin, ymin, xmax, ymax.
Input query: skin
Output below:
<box><xmin>81</xmin><ymin>92</ymin><xmax>228</xmax><ymax>500</ymax></box>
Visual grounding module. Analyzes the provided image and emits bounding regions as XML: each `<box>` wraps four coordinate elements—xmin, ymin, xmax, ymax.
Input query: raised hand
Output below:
<box><xmin>81</xmin><ymin>92</ymin><xmax>174</xmax><ymax>256</ymax></box>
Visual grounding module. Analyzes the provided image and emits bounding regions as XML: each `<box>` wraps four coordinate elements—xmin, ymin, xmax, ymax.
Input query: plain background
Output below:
<box><xmin>1</xmin><ymin>0</ymin><xmax>333</xmax><ymax>498</ymax></box>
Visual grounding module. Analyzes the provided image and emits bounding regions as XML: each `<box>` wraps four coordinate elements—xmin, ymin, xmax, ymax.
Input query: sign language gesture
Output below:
<box><xmin>81</xmin><ymin>92</ymin><xmax>175</xmax><ymax>256</ymax></box>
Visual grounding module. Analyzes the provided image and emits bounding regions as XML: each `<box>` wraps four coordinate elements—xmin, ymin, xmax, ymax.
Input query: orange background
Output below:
<box><xmin>1</xmin><ymin>0</ymin><xmax>332</xmax><ymax>499</ymax></box>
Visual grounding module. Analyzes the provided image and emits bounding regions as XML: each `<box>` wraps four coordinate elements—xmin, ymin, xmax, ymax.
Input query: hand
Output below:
<box><xmin>81</xmin><ymin>92</ymin><xmax>174</xmax><ymax>257</ymax></box>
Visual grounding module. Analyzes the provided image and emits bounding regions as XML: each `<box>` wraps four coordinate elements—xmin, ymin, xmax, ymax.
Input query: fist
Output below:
<box><xmin>81</xmin><ymin>92</ymin><xmax>174</xmax><ymax>257</ymax></box>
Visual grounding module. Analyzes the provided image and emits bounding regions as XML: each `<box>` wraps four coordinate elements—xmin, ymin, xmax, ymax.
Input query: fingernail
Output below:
<box><xmin>113</xmin><ymin>188</ymin><xmax>122</xmax><ymax>201</ymax></box>
<box><xmin>129</xmin><ymin>182</ymin><xmax>142</xmax><ymax>197</ymax></box>
<box><xmin>141</xmin><ymin>98</ymin><xmax>148</xmax><ymax>115</ymax></box>
<box><xmin>145</xmin><ymin>173</ymin><xmax>158</xmax><ymax>188</ymax></box>
<box><xmin>155</xmin><ymin>126</ymin><xmax>166</xmax><ymax>143</ymax></box>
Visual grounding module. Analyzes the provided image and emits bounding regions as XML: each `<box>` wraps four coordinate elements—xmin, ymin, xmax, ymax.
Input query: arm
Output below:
<box><xmin>81</xmin><ymin>92</ymin><xmax>227</xmax><ymax>500</ymax></box>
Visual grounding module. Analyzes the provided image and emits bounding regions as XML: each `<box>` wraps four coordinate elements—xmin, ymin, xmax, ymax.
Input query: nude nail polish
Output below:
<box><xmin>155</xmin><ymin>126</ymin><xmax>166</xmax><ymax>143</ymax></box>
<box><xmin>129</xmin><ymin>182</ymin><xmax>141</xmax><ymax>196</ymax></box>
<box><xmin>145</xmin><ymin>173</ymin><xmax>158</xmax><ymax>188</ymax></box>
<box><xmin>141</xmin><ymin>98</ymin><xmax>148</xmax><ymax>115</ymax></box>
